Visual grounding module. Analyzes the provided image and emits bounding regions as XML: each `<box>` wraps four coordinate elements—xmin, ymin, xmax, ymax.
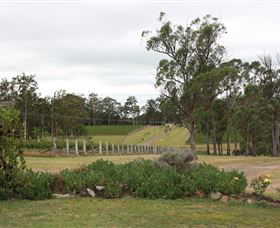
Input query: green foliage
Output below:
<box><xmin>183</xmin><ymin>163</ymin><xmax>247</xmax><ymax>195</ymax></box>
<box><xmin>20</xmin><ymin>170</ymin><xmax>54</xmax><ymax>200</ymax></box>
<box><xmin>250</xmin><ymin>175</ymin><xmax>272</xmax><ymax>195</ymax></box>
<box><xmin>123</xmin><ymin>159</ymin><xmax>183</xmax><ymax>199</ymax></box>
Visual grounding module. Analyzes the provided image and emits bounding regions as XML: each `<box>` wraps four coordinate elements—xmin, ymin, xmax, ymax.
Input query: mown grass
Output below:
<box><xmin>0</xmin><ymin>198</ymin><xmax>279</xmax><ymax>227</ymax></box>
<box><xmin>85</xmin><ymin>125</ymin><xmax>143</xmax><ymax>135</ymax></box>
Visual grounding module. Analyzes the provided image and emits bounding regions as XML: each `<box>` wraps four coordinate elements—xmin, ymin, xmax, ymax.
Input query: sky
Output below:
<box><xmin>0</xmin><ymin>0</ymin><xmax>280</xmax><ymax>105</ymax></box>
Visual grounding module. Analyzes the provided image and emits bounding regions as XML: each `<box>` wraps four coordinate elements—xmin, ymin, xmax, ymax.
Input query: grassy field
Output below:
<box><xmin>1</xmin><ymin>197</ymin><xmax>279</xmax><ymax>227</ymax></box>
<box><xmin>124</xmin><ymin>125</ymin><xmax>190</xmax><ymax>147</ymax></box>
<box><xmin>85</xmin><ymin>125</ymin><xmax>143</xmax><ymax>135</ymax></box>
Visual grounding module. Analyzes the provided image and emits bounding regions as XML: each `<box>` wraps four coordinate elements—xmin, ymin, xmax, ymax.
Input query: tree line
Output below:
<box><xmin>1</xmin><ymin>13</ymin><xmax>280</xmax><ymax>157</ymax></box>
<box><xmin>142</xmin><ymin>13</ymin><xmax>280</xmax><ymax>157</ymax></box>
<box><xmin>0</xmin><ymin>73</ymin><xmax>181</xmax><ymax>139</ymax></box>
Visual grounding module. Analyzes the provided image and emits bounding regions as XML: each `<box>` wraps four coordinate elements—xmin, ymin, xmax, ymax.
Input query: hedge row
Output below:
<box><xmin>0</xmin><ymin>158</ymin><xmax>247</xmax><ymax>200</ymax></box>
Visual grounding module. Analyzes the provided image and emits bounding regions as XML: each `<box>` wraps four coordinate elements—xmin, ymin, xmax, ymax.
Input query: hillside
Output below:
<box><xmin>124</xmin><ymin>125</ymin><xmax>189</xmax><ymax>148</ymax></box>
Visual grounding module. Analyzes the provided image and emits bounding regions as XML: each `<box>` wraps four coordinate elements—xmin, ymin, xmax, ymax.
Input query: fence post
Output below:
<box><xmin>117</xmin><ymin>144</ymin><xmax>120</xmax><ymax>154</ymax></box>
<box><xmin>66</xmin><ymin>138</ymin><xmax>69</xmax><ymax>154</ymax></box>
<box><xmin>83</xmin><ymin>139</ymin><xmax>87</xmax><ymax>155</ymax></box>
<box><xmin>112</xmin><ymin>143</ymin><xmax>115</xmax><ymax>154</ymax></box>
<box><xmin>52</xmin><ymin>137</ymin><xmax>57</xmax><ymax>151</ymax></box>
<box><xmin>75</xmin><ymin>139</ymin><xmax>79</xmax><ymax>156</ymax></box>
<box><xmin>106</xmin><ymin>142</ymin><xmax>109</xmax><ymax>155</ymax></box>
<box><xmin>99</xmin><ymin>141</ymin><xmax>102</xmax><ymax>155</ymax></box>
<box><xmin>126</xmin><ymin>144</ymin><xmax>129</xmax><ymax>155</ymax></box>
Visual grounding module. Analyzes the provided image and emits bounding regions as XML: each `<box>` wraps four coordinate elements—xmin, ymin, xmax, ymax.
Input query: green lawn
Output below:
<box><xmin>85</xmin><ymin>125</ymin><xmax>143</xmax><ymax>135</ymax></box>
<box><xmin>0</xmin><ymin>198</ymin><xmax>279</xmax><ymax>227</ymax></box>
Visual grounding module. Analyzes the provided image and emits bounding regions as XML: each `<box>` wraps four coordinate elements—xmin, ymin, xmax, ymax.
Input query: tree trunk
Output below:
<box><xmin>226</xmin><ymin>122</ymin><xmax>231</xmax><ymax>156</ymax></box>
<box><xmin>189</xmin><ymin>118</ymin><xmax>196</xmax><ymax>155</ymax></box>
<box><xmin>234</xmin><ymin>130</ymin><xmax>238</xmax><ymax>153</ymax></box>
<box><xmin>251</xmin><ymin>134</ymin><xmax>256</xmax><ymax>157</ymax></box>
<box><xmin>213</xmin><ymin>121</ymin><xmax>217</xmax><ymax>155</ymax></box>
<box><xmin>206</xmin><ymin>120</ymin><xmax>210</xmax><ymax>155</ymax></box>
<box><xmin>271</xmin><ymin>121</ymin><xmax>279</xmax><ymax>157</ymax></box>
<box><xmin>245</xmin><ymin>125</ymin><xmax>250</xmax><ymax>156</ymax></box>
<box><xmin>23</xmin><ymin>89</ymin><xmax>27</xmax><ymax>139</ymax></box>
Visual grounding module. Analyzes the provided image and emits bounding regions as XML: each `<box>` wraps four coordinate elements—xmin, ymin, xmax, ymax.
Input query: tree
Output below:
<box><xmin>101</xmin><ymin>97</ymin><xmax>121</xmax><ymax>125</ymax></box>
<box><xmin>11</xmin><ymin>73</ymin><xmax>38</xmax><ymax>139</ymax></box>
<box><xmin>143</xmin><ymin>13</ymin><xmax>237</xmax><ymax>154</ymax></box>
<box><xmin>86</xmin><ymin>93</ymin><xmax>102</xmax><ymax>125</ymax></box>
<box><xmin>123</xmin><ymin>96</ymin><xmax>140</xmax><ymax>125</ymax></box>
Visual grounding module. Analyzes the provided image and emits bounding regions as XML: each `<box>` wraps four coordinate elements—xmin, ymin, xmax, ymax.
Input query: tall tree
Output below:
<box><xmin>143</xmin><ymin>13</ymin><xmax>237</xmax><ymax>154</ymax></box>
<box><xmin>123</xmin><ymin>96</ymin><xmax>140</xmax><ymax>125</ymax></box>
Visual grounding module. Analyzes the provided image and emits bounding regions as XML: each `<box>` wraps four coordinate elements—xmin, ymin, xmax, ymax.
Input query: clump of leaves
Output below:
<box><xmin>250</xmin><ymin>175</ymin><xmax>272</xmax><ymax>195</ymax></box>
<box><xmin>158</xmin><ymin>151</ymin><xmax>195</xmax><ymax>172</ymax></box>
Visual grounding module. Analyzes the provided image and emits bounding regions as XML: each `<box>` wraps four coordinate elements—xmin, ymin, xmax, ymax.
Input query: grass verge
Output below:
<box><xmin>0</xmin><ymin>198</ymin><xmax>279</xmax><ymax>227</ymax></box>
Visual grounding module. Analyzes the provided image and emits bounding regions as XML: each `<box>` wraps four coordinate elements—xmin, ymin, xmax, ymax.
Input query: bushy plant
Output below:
<box><xmin>158</xmin><ymin>151</ymin><xmax>195</xmax><ymax>172</ymax></box>
<box><xmin>123</xmin><ymin>159</ymin><xmax>183</xmax><ymax>199</ymax></box>
<box><xmin>182</xmin><ymin>163</ymin><xmax>247</xmax><ymax>195</ymax></box>
<box><xmin>20</xmin><ymin>170</ymin><xmax>54</xmax><ymax>200</ymax></box>
<box><xmin>250</xmin><ymin>175</ymin><xmax>272</xmax><ymax>195</ymax></box>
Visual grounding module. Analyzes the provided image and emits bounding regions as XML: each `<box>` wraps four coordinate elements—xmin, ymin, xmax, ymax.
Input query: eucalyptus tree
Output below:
<box><xmin>143</xmin><ymin>13</ymin><xmax>238</xmax><ymax>154</ymax></box>
<box><xmin>11</xmin><ymin>73</ymin><xmax>38</xmax><ymax>139</ymax></box>
<box><xmin>123</xmin><ymin>96</ymin><xmax>140</xmax><ymax>125</ymax></box>
<box><xmin>87</xmin><ymin>93</ymin><xmax>102</xmax><ymax>125</ymax></box>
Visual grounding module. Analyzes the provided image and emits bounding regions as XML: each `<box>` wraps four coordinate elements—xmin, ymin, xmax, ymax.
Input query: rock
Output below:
<box><xmin>209</xmin><ymin>192</ymin><xmax>222</xmax><ymax>200</ymax></box>
<box><xmin>220</xmin><ymin>195</ymin><xmax>230</xmax><ymax>203</ymax></box>
<box><xmin>195</xmin><ymin>191</ymin><xmax>205</xmax><ymax>198</ymax></box>
<box><xmin>79</xmin><ymin>190</ymin><xmax>88</xmax><ymax>197</ymax></box>
<box><xmin>246</xmin><ymin>199</ymin><xmax>254</xmax><ymax>204</ymax></box>
<box><xmin>53</xmin><ymin>193</ymin><xmax>74</xmax><ymax>199</ymax></box>
<box><xmin>86</xmin><ymin>188</ymin><xmax>96</xmax><ymax>197</ymax></box>
<box><xmin>96</xmin><ymin>186</ymin><xmax>105</xmax><ymax>191</ymax></box>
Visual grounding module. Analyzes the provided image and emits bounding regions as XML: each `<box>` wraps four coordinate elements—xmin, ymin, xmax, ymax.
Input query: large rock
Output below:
<box><xmin>220</xmin><ymin>195</ymin><xmax>230</xmax><ymax>203</ymax></box>
<box><xmin>209</xmin><ymin>192</ymin><xmax>222</xmax><ymax>200</ymax></box>
<box><xmin>53</xmin><ymin>193</ymin><xmax>74</xmax><ymax>199</ymax></box>
<box><xmin>86</xmin><ymin>188</ymin><xmax>96</xmax><ymax>197</ymax></box>
<box><xmin>96</xmin><ymin>186</ymin><xmax>105</xmax><ymax>191</ymax></box>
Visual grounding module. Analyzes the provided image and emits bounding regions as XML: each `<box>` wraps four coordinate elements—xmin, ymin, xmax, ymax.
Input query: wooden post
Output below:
<box><xmin>112</xmin><ymin>143</ymin><xmax>115</xmax><ymax>154</ymax></box>
<box><xmin>66</xmin><ymin>138</ymin><xmax>69</xmax><ymax>154</ymax></box>
<box><xmin>99</xmin><ymin>141</ymin><xmax>102</xmax><ymax>154</ymax></box>
<box><xmin>75</xmin><ymin>139</ymin><xmax>79</xmax><ymax>156</ymax></box>
<box><xmin>83</xmin><ymin>139</ymin><xmax>87</xmax><ymax>155</ymax></box>
<box><xmin>126</xmin><ymin>144</ymin><xmax>129</xmax><ymax>154</ymax></box>
<box><xmin>117</xmin><ymin>144</ymin><xmax>120</xmax><ymax>153</ymax></box>
<box><xmin>106</xmin><ymin>142</ymin><xmax>109</xmax><ymax>155</ymax></box>
<box><xmin>53</xmin><ymin>137</ymin><xmax>57</xmax><ymax>151</ymax></box>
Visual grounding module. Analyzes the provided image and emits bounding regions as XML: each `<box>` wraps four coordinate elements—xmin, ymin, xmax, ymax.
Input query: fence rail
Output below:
<box><xmin>50</xmin><ymin>137</ymin><xmax>189</xmax><ymax>156</ymax></box>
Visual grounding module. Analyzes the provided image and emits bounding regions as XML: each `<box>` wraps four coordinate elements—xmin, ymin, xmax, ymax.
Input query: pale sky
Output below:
<box><xmin>0</xmin><ymin>0</ymin><xmax>280</xmax><ymax>105</ymax></box>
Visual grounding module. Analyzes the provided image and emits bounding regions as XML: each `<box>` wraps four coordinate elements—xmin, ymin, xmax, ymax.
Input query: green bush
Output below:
<box><xmin>123</xmin><ymin>159</ymin><xmax>183</xmax><ymax>199</ymax></box>
<box><xmin>182</xmin><ymin>163</ymin><xmax>247</xmax><ymax>195</ymax></box>
<box><xmin>20</xmin><ymin>170</ymin><xmax>54</xmax><ymax>200</ymax></box>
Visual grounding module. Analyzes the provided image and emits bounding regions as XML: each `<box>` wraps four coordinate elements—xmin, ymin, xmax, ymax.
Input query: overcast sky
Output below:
<box><xmin>0</xmin><ymin>0</ymin><xmax>280</xmax><ymax>105</ymax></box>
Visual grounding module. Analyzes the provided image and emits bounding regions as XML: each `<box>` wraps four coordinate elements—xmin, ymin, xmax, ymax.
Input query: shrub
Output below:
<box><xmin>250</xmin><ymin>175</ymin><xmax>272</xmax><ymax>195</ymax></box>
<box><xmin>20</xmin><ymin>170</ymin><xmax>54</xmax><ymax>200</ymax></box>
<box><xmin>158</xmin><ymin>151</ymin><xmax>195</xmax><ymax>172</ymax></box>
<box><xmin>123</xmin><ymin>159</ymin><xmax>183</xmax><ymax>199</ymax></box>
<box><xmin>182</xmin><ymin>163</ymin><xmax>247</xmax><ymax>195</ymax></box>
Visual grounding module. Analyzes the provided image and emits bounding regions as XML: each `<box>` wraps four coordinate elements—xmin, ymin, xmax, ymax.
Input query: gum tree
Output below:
<box><xmin>143</xmin><ymin>13</ymin><xmax>237</xmax><ymax>154</ymax></box>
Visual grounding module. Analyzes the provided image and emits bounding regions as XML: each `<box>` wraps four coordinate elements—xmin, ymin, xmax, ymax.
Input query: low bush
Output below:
<box><xmin>20</xmin><ymin>170</ymin><xmax>54</xmax><ymax>200</ymax></box>
<box><xmin>158</xmin><ymin>151</ymin><xmax>195</xmax><ymax>172</ymax></box>
<box><xmin>0</xmin><ymin>158</ymin><xmax>248</xmax><ymax>201</ymax></box>
<box><xmin>182</xmin><ymin>163</ymin><xmax>247</xmax><ymax>195</ymax></box>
